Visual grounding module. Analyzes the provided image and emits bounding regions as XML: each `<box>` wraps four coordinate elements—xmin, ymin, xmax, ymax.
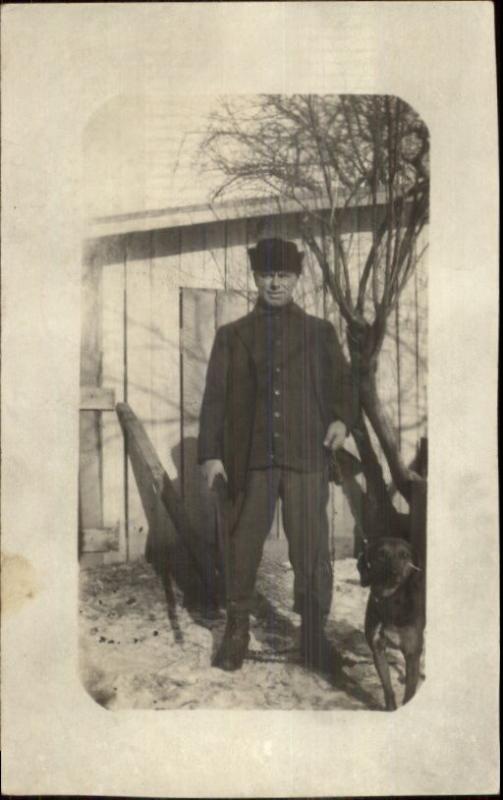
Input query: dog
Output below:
<box><xmin>357</xmin><ymin>536</ymin><xmax>425</xmax><ymax>711</ymax></box>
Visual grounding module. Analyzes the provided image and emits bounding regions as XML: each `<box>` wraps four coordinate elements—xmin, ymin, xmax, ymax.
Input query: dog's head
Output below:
<box><xmin>357</xmin><ymin>537</ymin><xmax>420</xmax><ymax>595</ymax></box>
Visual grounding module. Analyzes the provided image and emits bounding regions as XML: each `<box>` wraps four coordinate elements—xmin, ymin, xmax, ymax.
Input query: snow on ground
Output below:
<box><xmin>79</xmin><ymin>553</ymin><xmax>416</xmax><ymax>712</ymax></box>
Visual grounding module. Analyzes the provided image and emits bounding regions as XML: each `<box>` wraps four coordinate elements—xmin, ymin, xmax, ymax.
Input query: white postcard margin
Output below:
<box><xmin>1</xmin><ymin>2</ymin><xmax>499</xmax><ymax>796</ymax></box>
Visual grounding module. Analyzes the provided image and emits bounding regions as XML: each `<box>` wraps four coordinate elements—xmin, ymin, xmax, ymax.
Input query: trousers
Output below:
<box><xmin>221</xmin><ymin>467</ymin><xmax>333</xmax><ymax>615</ymax></box>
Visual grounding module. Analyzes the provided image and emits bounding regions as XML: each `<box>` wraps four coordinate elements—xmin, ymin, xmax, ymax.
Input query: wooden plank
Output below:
<box><xmin>395</xmin><ymin>275</ymin><xmax>421</xmax><ymax>467</ymax></box>
<box><xmin>79</xmin><ymin>256</ymin><xmax>103</xmax><ymax>530</ymax></box>
<box><xmin>215</xmin><ymin>289</ymin><xmax>249</xmax><ymax>327</ymax></box>
<box><xmin>81</xmin><ymin>527</ymin><xmax>120</xmax><ymax>553</ymax></box>
<box><xmin>80</xmin><ymin>386</ymin><xmax>116</xmax><ymax>410</ymax></box>
<box><xmin>300</xmin><ymin>236</ymin><xmax>325</xmax><ymax>318</ymax></box>
<box><xmin>125</xmin><ymin>245</ymin><xmax>153</xmax><ymax>559</ymax></box>
<box><xmin>375</xmin><ymin>317</ymin><xmax>399</xmax><ymax>486</ymax></box>
<box><xmin>80</xmin><ymin>257</ymin><xmax>102</xmax><ymax>386</ymax></box>
<box><xmin>116</xmin><ymin>402</ymin><xmax>218</xmax><ymax>606</ymax></box>
<box><xmin>79</xmin><ymin>412</ymin><xmax>103</xmax><ymax>530</ymax></box>
<box><xmin>150</xmin><ymin>258</ymin><xmax>183</xmax><ymax>499</ymax></box>
<box><xmin>205</xmin><ymin>221</ymin><xmax>227</xmax><ymax>290</ymax></box>
<box><xmin>290</xmin><ymin>220</ymin><xmax>324</xmax><ymax>318</ymax></box>
<box><xmin>181</xmin><ymin>289</ymin><xmax>216</xmax><ymax>426</ymax></box>
<box><xmin>150</xmin><ymin>227</ymin><xmax>183</xmax><ymax>504</ymax></box>
<box><xmin>376</xmin><ymin>229</ymin><xmax>428</xmax><ymax>477</ymax></box>
<box><xmin>101</xmin><ymin>260</ymin><xmax>127</xmax><ymax>562</ymax></box>
<box><xmin>151</xmin><ymin>227</ymin><xmax>181</xmax><ymax>290</ymax></box>
<box><xmin>180</xmin><ymin>289</ymin><xmax>217</xmax><ymax>552</ymax></box>
<box><xmin>320</xmin><ymin>219</ymin><xmax>346</xmax><ymax>354</ymax></box>
<box><xmin>180</xmin><ymin>224</ymin><xmax>223</xmax><ymax>290</ymax></box>
<box><xmin>224</xmin><ymin>218</ymin><xmax>248</xmax><ymax>293</ymax></box>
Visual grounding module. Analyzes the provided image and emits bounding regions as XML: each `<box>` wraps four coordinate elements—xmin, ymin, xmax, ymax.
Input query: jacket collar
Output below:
<box><xmin>233</xmin><ymin>301</ymin><xmax>306</xmax><ymax>357</ymax></box>
<box><xmin>252</xmin><ymin>299</ymin><xmax>303</xmax><ymax>317</ymax></box>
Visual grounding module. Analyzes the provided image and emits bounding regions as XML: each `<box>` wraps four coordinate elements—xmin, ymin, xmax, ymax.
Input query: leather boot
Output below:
<box><xmin>212</xmin><ymin>607</ymin><xmax>250</xmax><ymax>671</ymax></box>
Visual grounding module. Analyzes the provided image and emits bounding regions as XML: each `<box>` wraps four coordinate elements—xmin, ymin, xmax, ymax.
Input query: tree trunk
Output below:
<box><xmin>358</xmin><ymin>369</ymin><xmax>422</xmax><ymax>502</ymax></box>
<box><xmin>349</xmin><ymin>414</ymin><xmax>404</xmax><ymax>539</ymax></box>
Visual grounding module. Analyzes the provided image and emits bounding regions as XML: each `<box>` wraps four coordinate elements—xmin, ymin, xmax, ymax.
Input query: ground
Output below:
<box><xmin>79</xmin><ymin>548</ymin><xmax>416</xmax><ymax>712</ymax></box>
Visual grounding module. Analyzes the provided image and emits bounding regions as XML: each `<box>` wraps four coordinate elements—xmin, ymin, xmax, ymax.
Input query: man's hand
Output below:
<box><xmin>201</xmin><ymin>459</ymin><xmax>228</xmax><ymax>490</ymax></box>
<box><xmin>323</xmin><ymin>421</ymin><xmax>347</xmax><ymax>452</ymax></box>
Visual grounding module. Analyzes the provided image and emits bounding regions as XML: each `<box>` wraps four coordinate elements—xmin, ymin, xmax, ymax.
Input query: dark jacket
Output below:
<box><xmin>198</xmin><ymin>303</ymin><xmax>359</xmax><ymax>496</ymax></box>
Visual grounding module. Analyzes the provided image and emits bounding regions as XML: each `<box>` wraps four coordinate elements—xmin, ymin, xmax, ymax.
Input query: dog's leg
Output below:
<box><xmin>365</xmin><ymin>607</ymin><xmax>397</xmax><ymax>711</ymax></box>
<box><xmin>403</xmin><ymin>652</ymin><xmax>421</xmax><ymax>704</ymax></box>
<box><xmin>400</xmin><ymin>626</ymin><xmax>422</xmax><ymax>705</ymax></box>
<box><xmin>371</xmin><ymin>635</ymin><xmax>397</xmax><ymax>711</ymax></box>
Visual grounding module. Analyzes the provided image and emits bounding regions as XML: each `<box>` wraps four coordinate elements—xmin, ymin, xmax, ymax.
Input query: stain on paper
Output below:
<box><xmin>1</xmin><ymin>552</ymin><xmax>40</xmax><ymax>614</ymax></box>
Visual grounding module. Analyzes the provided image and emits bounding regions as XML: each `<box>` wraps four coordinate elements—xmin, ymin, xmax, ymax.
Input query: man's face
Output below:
<box><xmin>254</xmin><ymin>270</ymin><xmax>299</xmax><ymax>307</ymax></box>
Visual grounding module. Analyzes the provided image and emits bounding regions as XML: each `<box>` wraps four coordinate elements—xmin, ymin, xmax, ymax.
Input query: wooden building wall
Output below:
<box><xmin>79</xmin><ymin>210</ymin><xmax>427</xmax><ymax>565</ymax></box>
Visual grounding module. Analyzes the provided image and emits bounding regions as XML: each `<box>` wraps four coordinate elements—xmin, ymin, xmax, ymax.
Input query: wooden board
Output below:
<box><xmin>205</xmin><ymin>221</ymin><xmax>227</xmax><ymax>291</ymax></box>
<box><xmin>81</xmin><ymin>527</ymin><xmax>120</xmax><ymax>553</ymax></box>
<box><xmin>80</xmin><ymin>386</ymin><xmax>116</xmax><ymax>410</ymax></box>
<box><xmin>396</xmin><ymin>273</ymin><xmax>422</xmax><ymax>467</ymax></box>
<box><xmin>149</xmin><ymin>262</ymin><xmax>182</xmax><ymax>481</ymax></box>
<box><xmin>300</xmin><ymin>235</ymin><xmax>326</xmax><ymax>318</ymax></box>
<box><xmin>124</xmin><ymin>246</ymin><xmax>153</xmax><ymax>559</ymax></box>
<box><xmin>215</xmin><ymin>289</ymin><xmax>249</xmax><ymax>328</ymax></box>
<box><xmin>116</xmin><ymin>402</ymin><xmax>218</xmax><ymax>607</ymax></box>
<box><xmin>151</xmin><ymin>227</ymin><xmax>181</xmax><ymax>290</ymax></box>
<box><xmin>150</xmin><ymin>227</ymin><xmax>184</xmax><ymax>486</ymax></box>
<box><xmin>100</xmin><ymin>260</ymin><xmax>127</xmax><ymax>562</ymax></box>
<box><xmin>224</xmin><ymin>218</ymin><xmax>248</xmax><ymax>293</ymax></box>
<box><xmin>80</xmin><ymin>257</ymin><xmax>102</xmax><ymax>386</ymax></box>
<box><xmin>148</xmin><ymin>256</ymin><xmax>184</xmax><ymax>574</ymax></box>
<box><xmin>79</xmin><ymin>256</ymin><xmax>103</xmax><ymax>530</ymax></box>
<box><xmin>78</xmin><ymin>412</ymin><xmax>102</xmax><ymax>531</ymax></box>
<box><xmin>180</xmin><ymin>289</ymin><xmax>216</xmax><ymax>549</ymax></box>
<box><xmin>180</xmin><ymin>224</ymin><xmax>223</xmax><ymax>290</ymax></box>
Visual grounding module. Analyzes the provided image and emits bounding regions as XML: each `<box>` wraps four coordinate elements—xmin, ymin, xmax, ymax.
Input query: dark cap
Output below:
<box><xmin>248</xmin><ymin>238</ymin><xmax>304</xmax><ymax>275</ymax></box>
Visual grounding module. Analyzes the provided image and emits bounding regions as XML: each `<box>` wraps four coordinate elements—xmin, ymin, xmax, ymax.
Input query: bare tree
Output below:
<box><xmin>203</xmin><ymin>94</ymin><xmax>429</xmax><ymax>536</ymax></box>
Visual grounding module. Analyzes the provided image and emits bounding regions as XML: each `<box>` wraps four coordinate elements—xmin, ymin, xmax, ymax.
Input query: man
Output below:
<box><xmin>198</xmin><ymin>237</ymin><xmax>358</xmax><ymax>672</ymax></box>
